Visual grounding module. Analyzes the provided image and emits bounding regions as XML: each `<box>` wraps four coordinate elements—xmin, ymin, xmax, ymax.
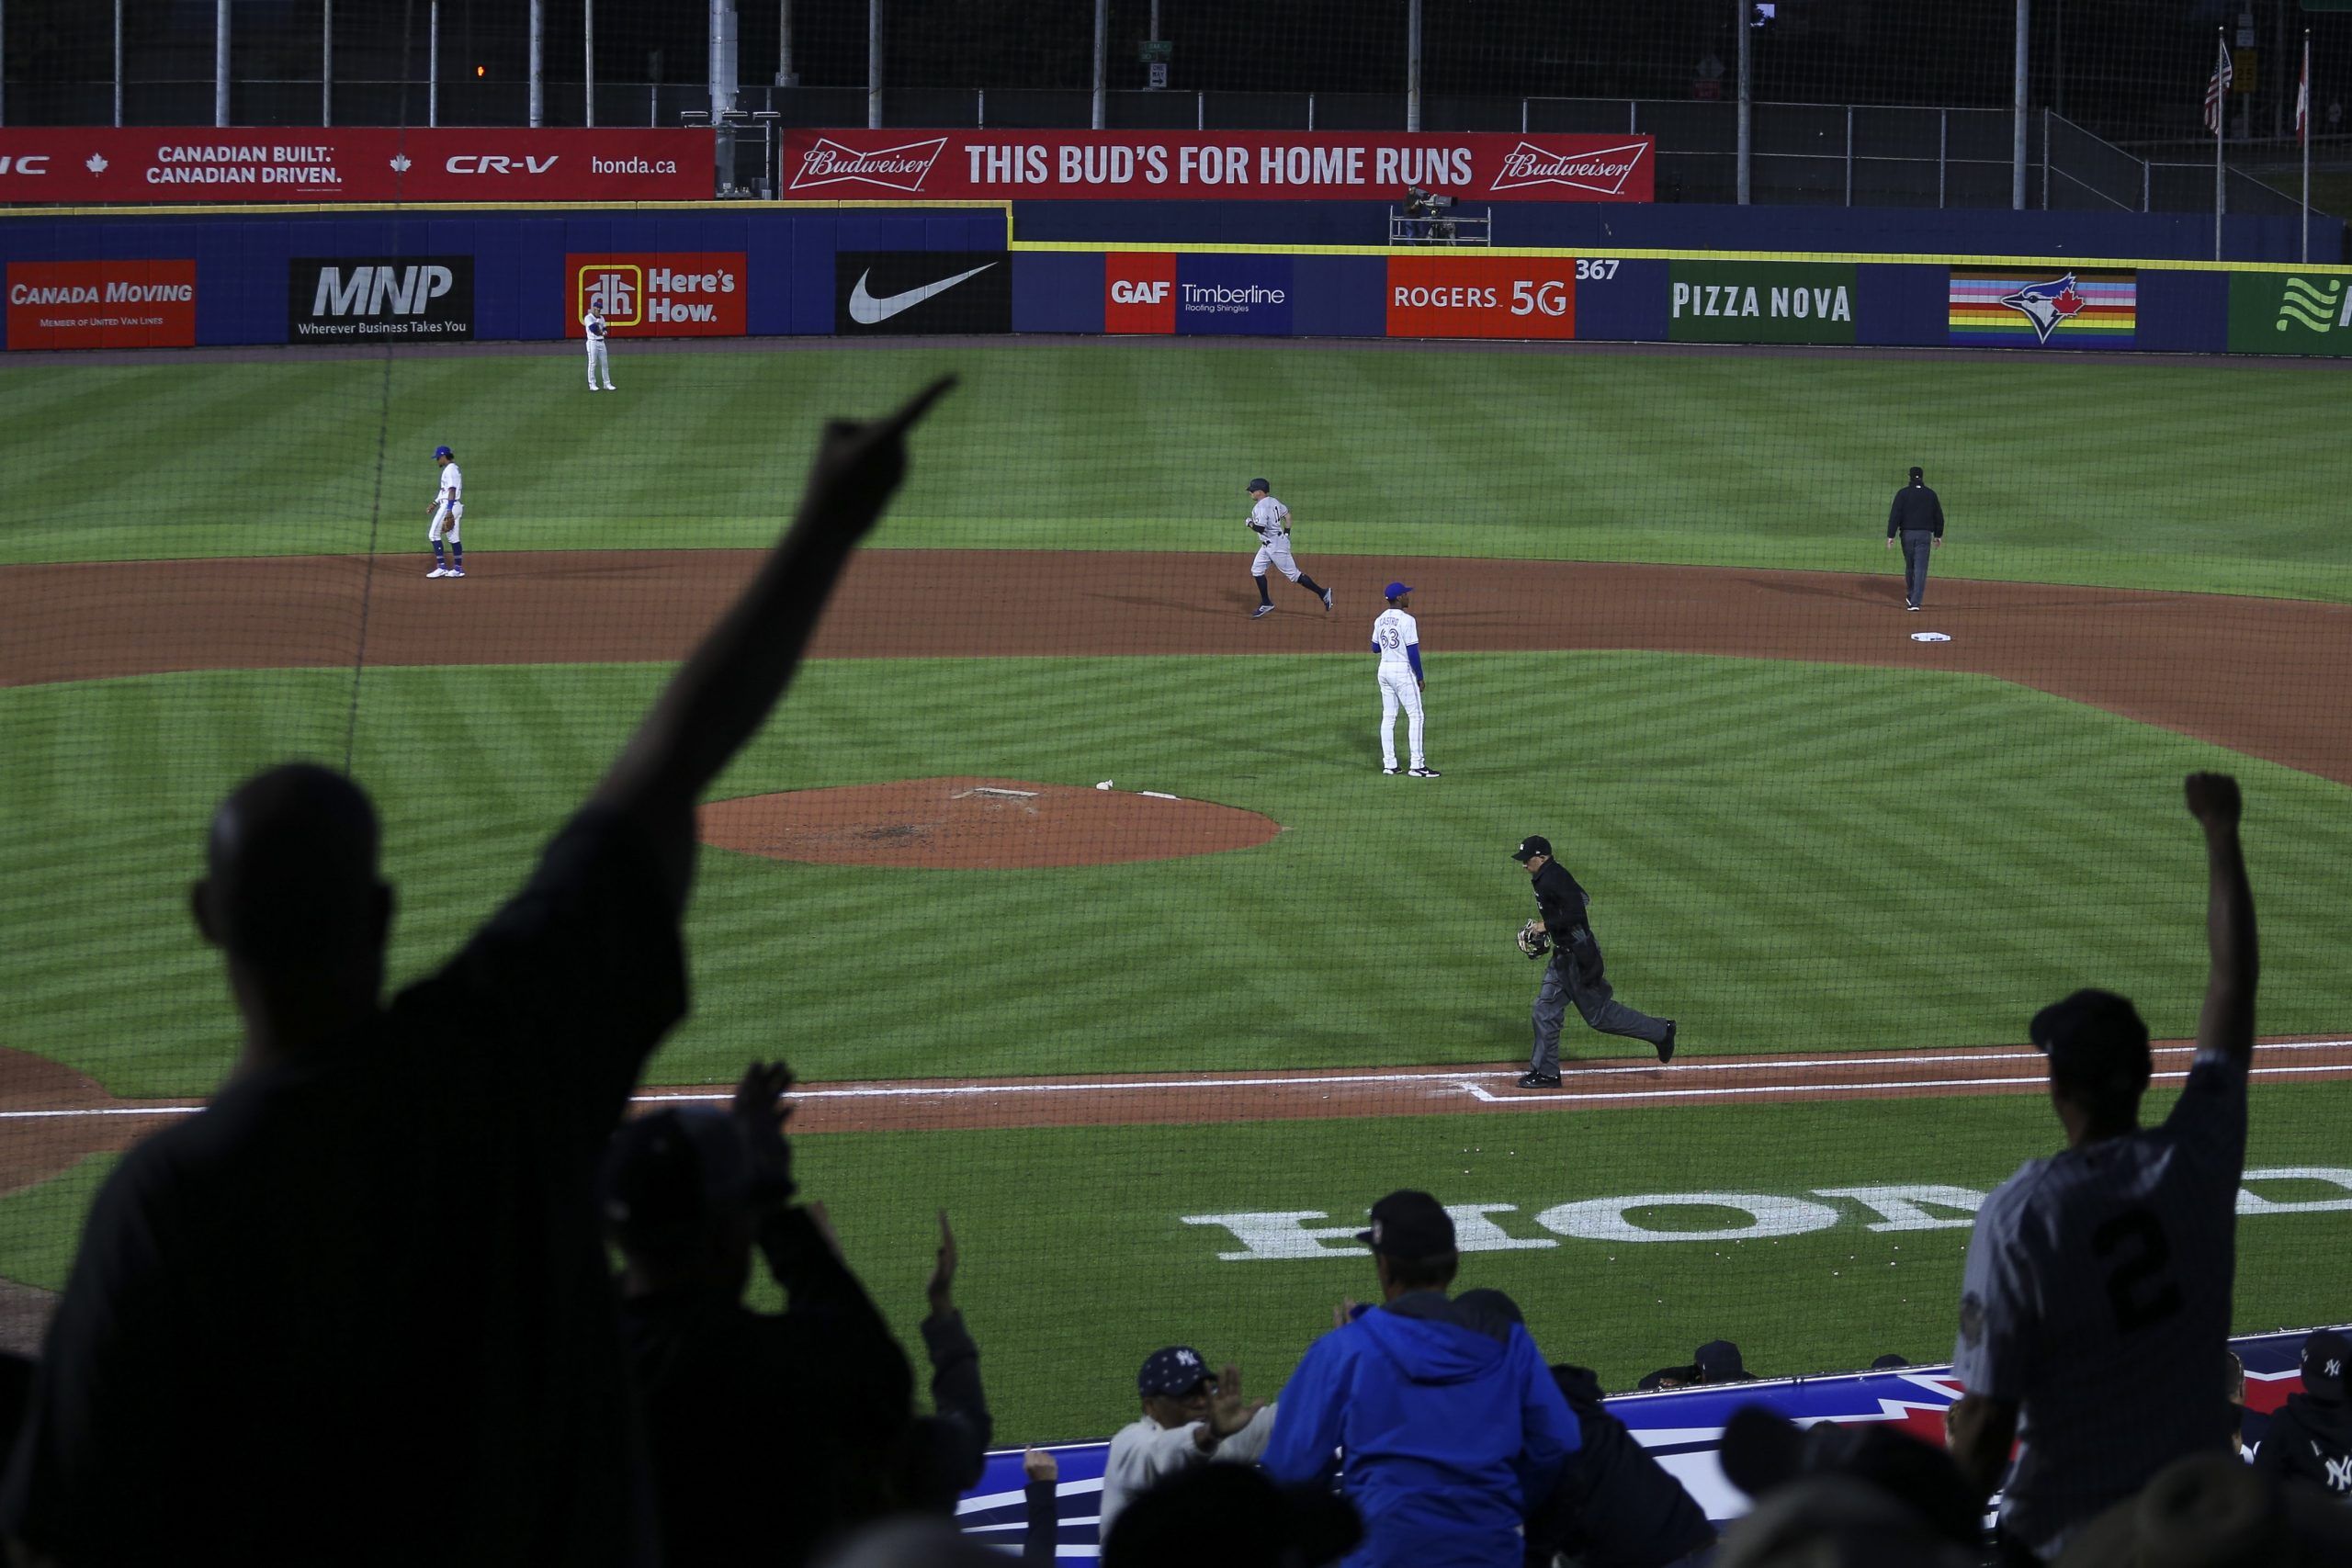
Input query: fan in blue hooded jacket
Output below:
<box><xmin>1258</xmin><ymin>1190</ymin><xmax>1581</xmax><ymax>1568</ymax></box>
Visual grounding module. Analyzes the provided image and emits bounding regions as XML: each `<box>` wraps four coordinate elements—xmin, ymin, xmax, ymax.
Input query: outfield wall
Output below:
<box><xmin>6</xmin><ymin>204</ymin><xmax>2352</xmax><ymax>356</ymax></box>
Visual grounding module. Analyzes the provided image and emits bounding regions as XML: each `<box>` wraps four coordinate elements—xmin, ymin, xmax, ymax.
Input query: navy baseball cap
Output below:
<box><xmin>1137</xmin><ymin>1345</ymin><xmax>1213</xmax><ymax>1397</ymax></box>
<box><xmin>1385</xmin><ymin>581</ymin><xmax>1412</xmax><ymax>600</ymax></box>
<box><xmin>1909</xmin><ymin>465</ymin><xmax>1924</xmax><ymax>482</ymax></box>
<box><xmin>434</xmin><ymin>446</ymin><xmax>453</xmax><ymax>460</ymax></box>
<box><xmin>1512</xmin><ymin>834</ymin><xmax>1553</xmax><ymax>863</ymax></box>
<box><xmin>1356</xmin><ymin>1190</ymin><xmax>1456</xmax><ymax>1258</ymax></box>
<box><xmin>1247</xmin><ymin>478</ymin><xmax>1270</xmax><ymax>492</ymax></box>
<box><xmin>600</xmin><ymin>1108</ymin><xmax>763</xmax><ymax>1250</ymax></box>
<box><xmin>2304</xmin><ymin>1330</ymin><xmax>2350</xmax><ymax>1402</ymax></box>
<box><xmin>2030</xmin><ymin>987</ymin><xmax>2152</xmax><ymax>1094</ymax></box>
<box><xmin>1695</xmin><ymin>1339</ymin><xmax>1750</xmax><ymax>1382</ymax></box>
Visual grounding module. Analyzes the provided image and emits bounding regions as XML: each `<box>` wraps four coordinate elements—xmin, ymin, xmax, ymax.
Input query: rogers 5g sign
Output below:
<box><xmin>1385</xmin><ymin>254</ymin><xmax>1579</xmax><ymax>341</ymax></box>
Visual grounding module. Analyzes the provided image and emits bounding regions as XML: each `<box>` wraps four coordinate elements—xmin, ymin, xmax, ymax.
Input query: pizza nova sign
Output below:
<box><xmin>1183</xmin><ymin>1167</ymin><xmax>2352</xmax><ymax>1259</ymax></box>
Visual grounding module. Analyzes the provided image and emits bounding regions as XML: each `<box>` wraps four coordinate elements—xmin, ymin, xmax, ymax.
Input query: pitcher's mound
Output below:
<box><xmin>699</xmin><ymin>777</ymin><xmax>1282</xmax><ymax>869</ymax></box>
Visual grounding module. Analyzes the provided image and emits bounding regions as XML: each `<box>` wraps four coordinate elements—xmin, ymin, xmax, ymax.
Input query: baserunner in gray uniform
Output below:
<box><xmin>1944</xmin><ymin>773</ymin><xmax>2258</xmax><ymax>1564</ymax></box>
<box><xmin>1512</xmin><ymin>834</ymin><xmax>1675</xmax><ymax>1089</ymax></box>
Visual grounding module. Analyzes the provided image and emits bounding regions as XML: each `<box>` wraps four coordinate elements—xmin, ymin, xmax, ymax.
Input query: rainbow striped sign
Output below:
<box><xmin>1949</xmin><ymin>268</ymin><xmax>2136</xmax><ymax>347</ymax></box>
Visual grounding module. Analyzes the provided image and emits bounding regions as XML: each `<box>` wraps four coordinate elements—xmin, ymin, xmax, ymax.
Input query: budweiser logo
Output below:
<box><xmin>1488</xmin><ymin>140</ymin><xmax>1649</xmax><ymax>196</ymax></box>
<box><xmin>787</xmin><ymin>136</ymin><xmax>949</xmax><ymax>193</ymax></box>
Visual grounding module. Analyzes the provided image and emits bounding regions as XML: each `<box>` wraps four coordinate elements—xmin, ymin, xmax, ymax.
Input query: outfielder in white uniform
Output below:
<box><xmin>1372</xmin><ymin>583</ymin><xmax>1438</xmax><ymax>777</ymax></box>
<box><xmin>582</xmin><ymin>308</ymin><xmax>616</xmax><ymax>391</ymax></box>
<box><xmin>1945</xmin><ymin>773</ymin><xmax>2256</xmax><ymax>1563</ymax></box>
<box><xmin>1243</xmin><ymin>478</ymin><xmax>1332</xmax><ymax>618</ymax></box>
<box><xmin>426</xmin><ymin>445</ymin><xmax>465</xmax><ymax>578</ymax></box>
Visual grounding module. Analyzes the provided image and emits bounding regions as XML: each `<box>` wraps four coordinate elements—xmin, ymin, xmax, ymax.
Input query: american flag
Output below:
<box><xmin>2204</xmin><ymin>35</ymin><xmax>2234</xmax><ymax>137</ymax></box>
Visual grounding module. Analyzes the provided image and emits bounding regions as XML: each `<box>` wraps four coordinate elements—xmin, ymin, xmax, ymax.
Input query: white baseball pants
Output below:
<box><xmin>1251</xmin><ymin>534</ymin><xmax>1302</xmax><ymax>582</ymax></box>
<box><xmin>586</xmin><ymin>338</ymin><xmax>614</xmax><ymax>389</ymax></box>
<box><xmin>1378</xmin><ymin>666</ymin><xmax>1425</xmax><ymax>771</ymax></box>
<box><xmin>429</xmin><ymin>502</ymin><xmax>462</xmax><ymax>543</ymax></box>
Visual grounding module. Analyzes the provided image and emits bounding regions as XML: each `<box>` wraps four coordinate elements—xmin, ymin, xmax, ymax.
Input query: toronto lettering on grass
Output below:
<box><xmin>1183</xmin><ymin>1168</ymin><xmax>2352</xmax><ymax>1259</ymax></box>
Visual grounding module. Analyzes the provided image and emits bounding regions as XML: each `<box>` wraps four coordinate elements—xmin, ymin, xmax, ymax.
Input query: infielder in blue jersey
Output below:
<box><xmin>1945</xmin><ymin>773</ymin><xmax>2257</xmax><ymax>1563</ymax></box>
<box><xmin>1243</xmin><ymin>479</ymin><xmax>1332</xmax><ymax>618</ymax></box>
<box><xmin>426</xmin><ymin>445</ymin><xmax>464</xmax><ymax>579</ymax></box>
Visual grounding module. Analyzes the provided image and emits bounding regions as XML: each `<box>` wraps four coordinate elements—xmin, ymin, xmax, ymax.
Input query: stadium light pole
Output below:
<box><xmin>215</xmin><ymin>0</ymin><xmax>231</xmax><ymax>127</ymax></box>
<box><xmin>529</xmin><ymin>0</ymin><xmax>545</xmax><ymax>128</ymax></box>
<box><xmin>113</xmin><ymin>0</ymin><xmax>124</xmax><ymax>127</ymax></box>
<box><xmin>1091</xmin><ymin>0</ymin><xmax>1107</xmax><ymax>130</ymax></box>
<box><xmin>322</xmin><ymin>0</ymin><xmax>333</xmax><ymax>127</ymax></box>
<box><xmin>428</xmin><ymin>1</ymin><xmax>439</xmax><ymax>128</ymax></box>
<box><xmin>584</xmin><ymin>0</ymin><xmax>595</xmax><ymax>126</ymax></box>
<box><xmin>1406</xmin><ymin>0</ymin><xmax>1421</xmax><ymax>132</ymax></box>
<box><xmin>1736</xmin><ymin>0</ymin><xmax>1750</xmax><ymax>205</ymax></box>
<box><xmin>2011</xmin><ymin>0</ymin><xmax>2027</xmax><ymax>211</ymax></box>
<box><xmin>777</xmin><ymin>0</ymin><xmax>794</xmax><ymax>86</ymax></box>
<box><xmin>867</xmin><ymin>0</ymin><xmax>883</xmax><ymax>129</ymax></box>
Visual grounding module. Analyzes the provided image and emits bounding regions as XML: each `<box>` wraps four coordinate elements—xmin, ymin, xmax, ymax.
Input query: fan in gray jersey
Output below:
<box><xmin>1945</xmin><ymin>772</ymin><xmax>2257</xmax><ymax>1566</ymax></box>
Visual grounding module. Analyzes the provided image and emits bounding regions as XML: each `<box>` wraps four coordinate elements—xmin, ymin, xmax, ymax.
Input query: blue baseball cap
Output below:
<box><xmin>1385</xmin><ymin>581</ymin><xmax>1412</xmax><ymax>600</ymax></box>
<box><xmin>1137</xmin><ymin>1345</ymin><xmax>1213</xmax><ymax>1397</ymax></box>
<box><xmin>434</xmin><ymin>446</ymin><xmax>453</xmax><ymax>460</ymax></box>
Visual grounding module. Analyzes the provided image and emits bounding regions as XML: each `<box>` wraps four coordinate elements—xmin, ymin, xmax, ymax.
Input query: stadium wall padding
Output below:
<box><xmin>4</xmin><ymin>205</ymin><xmax>2347</xmax><ymax>356</ymax></box>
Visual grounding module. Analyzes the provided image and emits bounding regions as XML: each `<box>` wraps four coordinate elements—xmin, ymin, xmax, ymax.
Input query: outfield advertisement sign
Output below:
<box><xmin>2226</xmin><ymin>270</ymin><xmax>2352</xmax><ymax>353</ymax></box>
<box><xmin>1949</xmin><ymin>268</ymin><xmax>2136</xmax><ymax>347</ymax></box>
<box><xmin>567</xmin><ymin>254</ymin><xmax>747</xmax><ymax>337</ymax></box>
<box><xmin>1385</xmin><ymin>254</ymin><xmax>1578</xmax><ymax>339</ymax></box>
<box><xmin>5</xmin><ymin>259</ymin><xmax>196</xmax><ymax>349</ymax></box>
<box><xmin>0</xmin><ymin>128</ymin><xmax>707</xmax><ymax>204</ymax></box>
<box><xmin>1103</xmin><ymin>253</ymin><xmax>1178</xmax><ymax>333</ymax></box>
<box><xmin>1170</xmin><ymin>254</ymin><xmax>1294</xmax><ymax>334</ymax></box>
<box><xmin>1668</xmin><ymin>261</ymin><xmax>1858</xmax><ymax>344</ymax></box>
<box><xmin>783</xmin><ymin>129</ymin><xmax>1653</xmax><ymax>202</ymax></box>
<box><xmin>834</xmin><ymin>252</ymin><xmax>1011</xmax><ymax>335</ymax></box>
<box><xmin>288</xmin><ymin>257</ymin><xmax>473</xmax><ymax>342</ymax></box>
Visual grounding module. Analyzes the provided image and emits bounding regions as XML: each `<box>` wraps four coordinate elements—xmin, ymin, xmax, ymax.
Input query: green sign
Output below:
<box><xmin>2226</xmin><ymin>272</ymin><xmax>2352</xmax><ymax>355</ymax></box>
<box><xmin>1668</xmin><ymin>261</ymin><xmax>1858</xmax><ymax>345</ymax></box>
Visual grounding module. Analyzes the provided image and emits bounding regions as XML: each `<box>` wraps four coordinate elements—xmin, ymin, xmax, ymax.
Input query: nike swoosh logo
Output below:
<box><xmin>847</xmin><ymin>263</ymin><xmax>997</xmax><ymax>324</ymax></box>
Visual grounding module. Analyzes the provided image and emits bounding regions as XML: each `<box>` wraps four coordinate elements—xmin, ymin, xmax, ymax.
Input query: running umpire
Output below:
<box><xmin>1513</xmin><ymin>835</ymin><xmax>1676</xmax><ymax>1089</ymax></box>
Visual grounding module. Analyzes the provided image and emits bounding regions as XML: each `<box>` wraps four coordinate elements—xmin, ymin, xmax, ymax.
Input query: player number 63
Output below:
<box><xmin>1510</xmin><ymin>280</ymin><xmax>1569</xmax><ymax>318</ymax></box>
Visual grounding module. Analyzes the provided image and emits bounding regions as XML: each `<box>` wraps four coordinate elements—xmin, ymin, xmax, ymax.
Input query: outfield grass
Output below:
<box><xmin>6</xmin><ymin>1085</ymin><xmax>2346</xmax><ymax>1442</ymax></box>
<box><xmin>6</xmin><ymin>652</ymin><xmax>2347</xmax><ymax>1099</ymax></box>
<box><xmin>5</xmin><ymin>344</ymin><xmax>2352</xmax><ymax>600</ymax></box>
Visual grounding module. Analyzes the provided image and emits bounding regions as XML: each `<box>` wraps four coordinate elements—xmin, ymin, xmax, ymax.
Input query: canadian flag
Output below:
<box><xmin>2297</xmin><ymin>38</ymin><xmax>2311</xmax><ymax>147</ymax></box>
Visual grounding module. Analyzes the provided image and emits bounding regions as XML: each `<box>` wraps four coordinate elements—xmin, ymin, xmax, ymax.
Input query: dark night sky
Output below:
<box><xmin>8</xmin><ymin>1</ymin><xmax>2344</xmax><ymax>142</ymax></box>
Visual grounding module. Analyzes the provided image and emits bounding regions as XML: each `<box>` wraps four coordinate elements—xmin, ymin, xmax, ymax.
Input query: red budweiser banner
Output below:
<box><xmin>0</xmin><ymin>128</ymin><xmax>708</xmax><ymax>204</ymax></box>
<box><xmin>782</xmin><ymin>130</ymin><xmax>1653</xmax><ymax>203</ymax></box>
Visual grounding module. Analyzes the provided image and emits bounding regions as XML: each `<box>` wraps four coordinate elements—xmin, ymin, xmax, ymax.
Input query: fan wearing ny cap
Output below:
<box><xmin>1098</xmin><ymin>1344</ymin><xmax>1277</xmax><ymax>1538</ymax></box>
<box><xmin>2251</xmin><ymin>1327</ymin><xmax>2352</xmax><ymax>1499</ymax></box>
<box><xmin>1944</xmin><ymin>773</ymin><xmax>2260</xmax><ymax>1564</ymax></box>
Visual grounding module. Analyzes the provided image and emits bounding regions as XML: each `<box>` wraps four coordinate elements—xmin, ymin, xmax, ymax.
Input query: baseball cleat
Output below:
<box><xmin>1657</xmin><ymin>1021</ymin><xmax>1677</xmax><ymax>1065</ymax></box>
<box><xmin>448</xmin><ymin>568</ymin><xmax>465</xmax><ymax>578</ymax></box>
<box><xmin>1383</xmin><ymin>765</ymin><xmax>1399</xmax><ymax>775</ymax></box>
<box><xmin>1251</xmin><ymin>604</ymin><xmax>1275</xmax><ymax>618</ymax></box>
<box><xmin>1321</xmin><ymin>588</ymin><xmax>1334</xmax><ymax>612</ymax></box>
<box><xmin>426</xmin><ymin>567</ymin><xmax>447</xmax><ymax>577</ymax></box>
<box><xmin>1516</xmin><ymin>1071</ymin><xmax>1562</xmax><ymax>1089</ymax></box>
<box><xmin>1907</xmin><ymin>603</ymin><xmax>1920</xmax><ymax>612</ymax></box>
<box><xmin>1408</xmin><ymin>766</ymin><xmax>1442</xmax><ymax>778</ymax></box>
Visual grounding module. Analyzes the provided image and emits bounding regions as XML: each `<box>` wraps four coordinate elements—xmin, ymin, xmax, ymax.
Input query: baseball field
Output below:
<box><xmin>4</xmin><ymin>334</ymin><xmax>2350</xmax><ymax>1444</ymax></box>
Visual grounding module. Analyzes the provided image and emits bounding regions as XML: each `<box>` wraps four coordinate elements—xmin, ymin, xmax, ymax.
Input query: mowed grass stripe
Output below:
<box><xmin>2</xmin><ymin>346</ymin><xmax>2350</xmax><ymax>601</ymax></box>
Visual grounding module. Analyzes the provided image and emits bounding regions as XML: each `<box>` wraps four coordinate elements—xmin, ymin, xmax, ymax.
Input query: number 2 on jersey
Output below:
<box><xmin>2092</xmin><ymin>1208</ymin><xmax>2184</xmax><ymax>1335</ymax></box>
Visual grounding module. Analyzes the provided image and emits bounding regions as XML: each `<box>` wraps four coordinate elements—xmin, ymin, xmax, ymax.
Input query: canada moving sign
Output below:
<box><xmin>7</xmin><ymin>260</ymin><xmax>196</xmax><ymax>348</ymax></box>
<box><xmin>784</xmin><ymin>130</ymin><xmax>1652</xmax><ymax>202</ymax></box>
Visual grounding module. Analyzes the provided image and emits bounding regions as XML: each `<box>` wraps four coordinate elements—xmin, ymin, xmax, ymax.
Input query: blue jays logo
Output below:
<box><xmin>1997</xmin><ymin>274</ymin><xmax>2089</xmax><ymax>344</ymax></box>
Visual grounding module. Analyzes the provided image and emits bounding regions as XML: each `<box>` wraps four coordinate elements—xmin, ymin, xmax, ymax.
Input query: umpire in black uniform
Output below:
<box><xmin>1514</xmin><ymin>835</ymin><xmax>1675</xmax><ymax>1089</ymax></box>
<box><xmin>1885</xmin><ymin>465</ymin><xmax>1945</xmax><ymax>612</ymax></box>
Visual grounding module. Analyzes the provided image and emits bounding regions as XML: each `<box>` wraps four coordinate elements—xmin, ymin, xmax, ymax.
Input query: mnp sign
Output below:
<box><xmin>289</xmin><ymin>257</ymin><xmax>473</xmax><ymax>342</ymax></box>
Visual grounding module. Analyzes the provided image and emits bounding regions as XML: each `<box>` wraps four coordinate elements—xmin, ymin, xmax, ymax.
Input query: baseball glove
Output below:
<box><xmin>1517</xmin><ymin>919</ymin><xmax>1551</xmax><ymax>960</ymax></box>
